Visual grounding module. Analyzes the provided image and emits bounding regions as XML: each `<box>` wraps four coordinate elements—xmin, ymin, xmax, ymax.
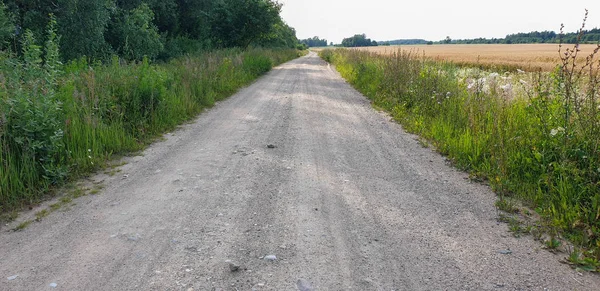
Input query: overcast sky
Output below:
<box><xmin>279</xmin><ymin>0</ymin><xmax>600</xmax><ymax>43</ymax></box>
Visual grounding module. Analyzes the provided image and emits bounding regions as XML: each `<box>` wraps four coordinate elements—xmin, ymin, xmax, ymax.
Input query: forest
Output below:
<box><xmin>441</xmin><ymin>29</ymin><xmax>600</xmax><ymax>44</ymax></box>
<box><xmin>0</xmin><ymin>0</ymin><xmax>299</xmax><ymax>62</ymax></box>
<box><xmin>0</xmin><ymin>0</ymin><xmax>302</xmax><ymax>214</ymax></box>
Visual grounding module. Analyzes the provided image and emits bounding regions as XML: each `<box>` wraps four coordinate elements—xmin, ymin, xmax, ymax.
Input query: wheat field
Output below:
<box><xmin>317</xmin><ymin>44</ymin><xmax>600</xmax><ymax>71</ymax></box>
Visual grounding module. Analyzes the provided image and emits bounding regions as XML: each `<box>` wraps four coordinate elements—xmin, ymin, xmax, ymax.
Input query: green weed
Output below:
<box><xmin>0</xmin><ymin>211</ymin><xmax>18</xmax><ymax>223</ymax></box>
<box><xmin>13</xmin><ymin>220</ymin><xmax>31</xmax><ymax>231</ymax></box>
<box><xmin>496</xmin><ymin>197</ymin><xmax>519</xmax><ymax>214</ymax></box>
<box><xmin>545</xmin><ymin>237</ymin><xmax>562</xmax><ymax>250</ymax></box>
<box><xmin>34</xmin><ymin>209</ymin><xmax>49</xmax><ymax>221</ymax></box>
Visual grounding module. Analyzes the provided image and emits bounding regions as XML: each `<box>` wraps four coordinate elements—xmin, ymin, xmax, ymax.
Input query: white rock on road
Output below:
<box><xmin>0</xmin><ymin>52</ymin><xmax>599</xmax><ymax>290</ymax></box>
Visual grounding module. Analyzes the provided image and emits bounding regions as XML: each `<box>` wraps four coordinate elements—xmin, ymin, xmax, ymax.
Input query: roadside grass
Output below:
<box><xmin>0</xmin><ymin>20</ymin><xmax>303</xmax><ymax>217</ymax></box>
<box><xmin>319</xmin><ymin>35</ymin><xmax>600</xmax><ymax>270</ymax></box>
<box><xmin>11</xmin><ymin>180</ymin><xmax>98</xmax><ymax>231</ymax></box>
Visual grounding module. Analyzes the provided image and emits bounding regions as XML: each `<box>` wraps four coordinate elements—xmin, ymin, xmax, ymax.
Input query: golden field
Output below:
<box><xmin>316</xmin><ymin>44</ymin><xmax>600</xmax><ymax>72</ymax></box>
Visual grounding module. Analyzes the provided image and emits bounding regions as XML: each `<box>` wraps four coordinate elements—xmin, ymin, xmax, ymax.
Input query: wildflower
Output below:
<box><xmin>517</xmin><ymin>69</ymin><xmax>525</xmax><ymax>74</ymax></box>
<box><xmin>550</xmin><ymin>127</ymin><xmax>565</xmax><ymax>137</ymax></box>
<box><xmin>446</xmin><ymin>92</ymin><xmax>451</xmax><ymax>98</ymax></box>
<box><xmin>88</xmin><ymin>149</ymin><xmax>91</xmax><ymax>152</ymax></box>
<box><xmin>489</xmin><ymin>72</ymin><xmax>499</xmax><ymax>78</ymax></box>
<box><xmin>500</xmin><ymin>84</ymin><xmax>512</xmax><ymax>91</ymax></box>
<box><xmin>519</xmin><ymin>79</ymin><xmax>528</xmax><ymax>85</ymax></box>
<box><xmin>88</xmin><ymin>155</ymin><xmax>92</xmax><ymax>159</ymax></box>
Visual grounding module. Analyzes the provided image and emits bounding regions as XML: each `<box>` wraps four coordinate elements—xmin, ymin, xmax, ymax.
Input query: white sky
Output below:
<box><xmin>279</xmin><ymin>0</ymin><xmax>600</xmax><ymax>44</ymax></box>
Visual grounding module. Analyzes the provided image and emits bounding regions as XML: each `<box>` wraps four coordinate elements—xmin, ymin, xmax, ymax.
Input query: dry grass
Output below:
<box><xmin>316</xmin><ymin>44</ymin><xmax>600</xmax><ymax>72</ymax></box>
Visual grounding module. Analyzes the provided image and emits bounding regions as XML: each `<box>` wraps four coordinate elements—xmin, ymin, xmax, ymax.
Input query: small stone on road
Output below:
<box><xmin>297</xmin><ymin>278</ymin><xmax>314</xmax><ymax>291</ymax></box>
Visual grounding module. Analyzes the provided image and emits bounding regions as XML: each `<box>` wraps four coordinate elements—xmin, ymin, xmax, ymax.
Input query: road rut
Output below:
<box><xmin>1</xmin><ymin>52</ymin><xmax>599</xmax><ymax>290</ymax></box>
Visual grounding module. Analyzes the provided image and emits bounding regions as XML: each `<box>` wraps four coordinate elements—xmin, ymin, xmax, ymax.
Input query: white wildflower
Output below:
<box><xmin>489</xmin><ymin>72</ymin><xmax>499</xmax><ymax>78</ymax></box>
<box><xmin>519</xmin><ymin>79</ymin><xmax>528</xmax><ymax>85</ymax></box>
<box><xmin>500</xmin><ymin>84</ymin><xmax>512</xmax><ymax>91</ymax></box>
<box><xmin>517</xmin><ymin>69</ymin><xmax>525</xmax><ymax>74</ymax></box>
<box><xmin>550</xmin><ymin>127</ymin><xmax>565</xmax><ymax>137</ymax></box>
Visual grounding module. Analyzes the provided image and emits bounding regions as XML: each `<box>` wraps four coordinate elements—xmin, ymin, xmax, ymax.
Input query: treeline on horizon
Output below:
<box><xmin>380</xmin><ymin>29</ymin><xmax>600</xmax><ymax>45</ymax></box>
<box><xmin>0</xmin><ymin>0</ymin><xmax>300</xmax><ymax>62</ymax></box>
<box><xmin>341</xmin><ymin>34</ymin><xmax>378</xmax><ymax>47</ymax></box>
<box><xmin>299</xmin><ymin>36</ymin><xmax>328</xmax><ymax>48</ymax></box>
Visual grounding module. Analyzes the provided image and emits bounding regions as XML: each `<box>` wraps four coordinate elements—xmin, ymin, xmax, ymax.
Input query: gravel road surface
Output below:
<box><xmin>1</xmin><ymin>52</ymin><xmax>599</xmax><ymax>290</ymax></box>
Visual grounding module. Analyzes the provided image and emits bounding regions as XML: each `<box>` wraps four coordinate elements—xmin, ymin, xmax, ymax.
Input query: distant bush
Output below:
<box><xmin>341</xmin><ymin>34</ymin><xmax>378</xmax><ymax>47</ymax></box>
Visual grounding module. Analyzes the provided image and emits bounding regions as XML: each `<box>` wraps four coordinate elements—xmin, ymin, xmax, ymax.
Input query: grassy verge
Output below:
<box><xmin>0</xmin><ymin>25</ymin><xmax>302</xmax><ymax>214</ymax></box>
<box><xmin>319</xmin><ymin>47</ymin><xmax>600</xmax><ymax>270</ymax></box>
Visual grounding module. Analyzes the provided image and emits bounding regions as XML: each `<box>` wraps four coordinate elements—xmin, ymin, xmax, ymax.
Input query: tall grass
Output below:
<box><xmin>0</xmin><ymin>19</ymin><xmax>301</xmax><ymax>212</ymax></box>
<box><xmin>320</xmin><ymin>39</ymin><xmax>600</xmax><ymax>266</ymax></box>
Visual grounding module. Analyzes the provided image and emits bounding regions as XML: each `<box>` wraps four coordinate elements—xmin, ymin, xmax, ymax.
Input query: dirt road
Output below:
<box><xmin>1</xmin><ymin>52</ymin><xmax>598</xmax><ymax>290</ymax></box>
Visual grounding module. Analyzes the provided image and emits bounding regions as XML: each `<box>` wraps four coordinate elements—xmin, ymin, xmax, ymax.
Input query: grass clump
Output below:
<box><xmin>13</xmin><ymin>220</ymin><xmax>31</xmax><ymax>231</ymax></box>
<box><xmin>319</xmin><ymin>15</ymin><xmax>600</xmax><ymax>268</ymax></box>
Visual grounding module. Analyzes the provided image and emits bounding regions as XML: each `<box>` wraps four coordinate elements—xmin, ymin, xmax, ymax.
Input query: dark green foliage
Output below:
<box><xmin>108</xmin><ymin>3</ymin><xmax>163</xmax><ymax>61</ymax></box>
<box><xmin>431</xmin><ymin>29</ymin><xmax>600</xmax><ymax>45</ymax></box>
<box><xmin>56</xmin><ymin>0</ymin><xmax>113</xmax><ymax>61</ymax></box>
<box><xmin>176</xmin><ymin>0</ymin><xmax>213</xmax><ymax>41</ymax></box>
<box><xmin>210</xmin><ymin>0</ymin><xmax>282</xmax><ymax>48</ymax></box>
<box><xmin>341</xmin><ymin>34</ymin><xmax>378</xmax><ymax>47</ymax></box>
<box><xmin>1</xmin><ymin>18</ymin><xmax>66</xmax><ymax>201</ymax></box>
<box><xmin>2</xmin><ymin>0</ymin><xmax>300</xmax><ymax>61</ymax></box>
<box><xmin>259</xmin><ymin>20</ymin><xmax>299</xmax><ymax>49</ymax></box>
<box><xmin>300</xmin><ymin>36</ymin><xmax>327</xmax><ymax>47</ymax></box>
<box><xmin>0</xmin><ymin>2</ymin><xmax>14</xmax><ymax>50</ymax></box>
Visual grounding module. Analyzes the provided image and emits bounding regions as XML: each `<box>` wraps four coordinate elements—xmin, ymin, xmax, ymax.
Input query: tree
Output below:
<box><xmin>108</xmin><ymin>3</ymin><xmax>163</xmax><ymax>60</ymax></box>
<box><xmin>2</xmin><ymin>0</ymin><xmax>300</xmax><ymax>61</ymax></box>
<box><xmin>299</xmin><ymin>36</ymin><xmax>327</xmax><ymax>47</ymax></box>
<box><xmin>259</xmin><ymin>20</ymin><xmax>298</xmax><ymax>48</ymax></box>
<box><xmin>56</xmin><ymin>0</ymin><xmax>114</xmax><ymax>60</ymax></box>
<box><xmin>444</xmin><ymin>36</ymin><xmax>451</xmax><ymax>44</ymax></box>
<box><xmin>210</xmin><ymin>0</ymin><xmax>282</xmax><ymax>48</ymax></box>
<box><xmin>0</xmin><ymin>2</ymin><xmax>15</xmax><ymax>50</ymax></box>
<box><xmin>341</xmin><ymin>34</ymin><xmax>377</xmax><ymax>47</ymax></box>
<box><xmin>2</xmin><ymin>0</ymin><xmax>58</xmax><ymax>44</ymax></box>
